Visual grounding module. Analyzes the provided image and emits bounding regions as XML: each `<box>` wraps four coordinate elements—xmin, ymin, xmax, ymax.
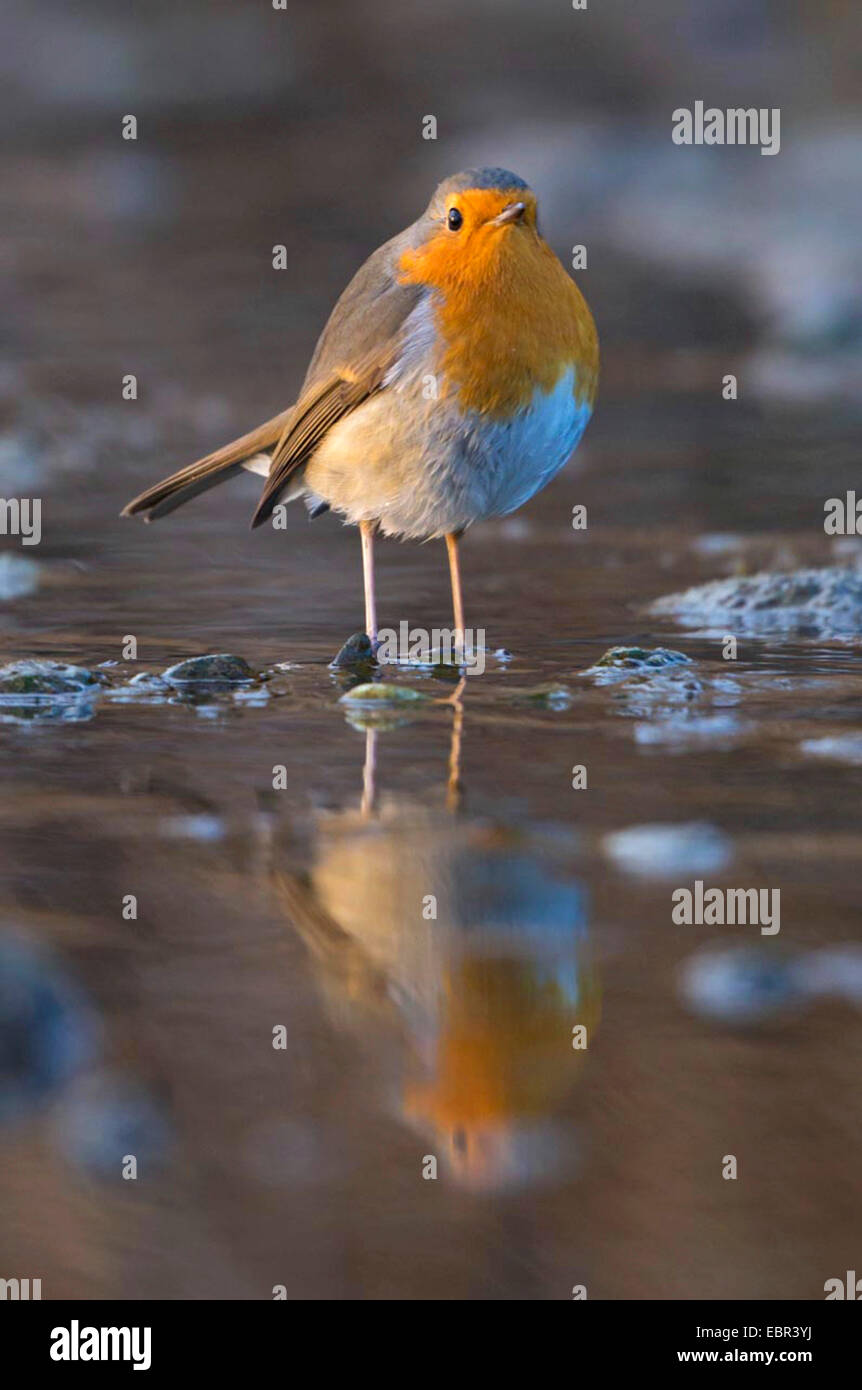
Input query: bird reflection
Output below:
<box><xmin>274</xmin><ymin>696</ymin><xmax>598</xmax><ymax>1191</ymax></box>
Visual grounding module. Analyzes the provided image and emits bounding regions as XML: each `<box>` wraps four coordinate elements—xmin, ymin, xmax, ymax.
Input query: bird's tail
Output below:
<box><xmin>121</xmin><ymin>406</ymin><xmax>295</xmax><ymax>521</ymax></box>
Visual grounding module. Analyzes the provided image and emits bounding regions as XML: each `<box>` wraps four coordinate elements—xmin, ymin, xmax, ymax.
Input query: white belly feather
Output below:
<box><xmin>301</xmin><ymin>297</ymin><xmax>592</xmax><ymax>539</ymax></box>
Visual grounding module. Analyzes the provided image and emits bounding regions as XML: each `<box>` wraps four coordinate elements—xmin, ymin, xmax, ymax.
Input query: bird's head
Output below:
<box><xmin>400</xmin><ymin>168</ymin><xmax>540</xmax><ymax>289</ymax></box>
<box><xmin>397</xmin><ymin>166</ymin><xmax>597</xmax><ymax>417</ymax></box>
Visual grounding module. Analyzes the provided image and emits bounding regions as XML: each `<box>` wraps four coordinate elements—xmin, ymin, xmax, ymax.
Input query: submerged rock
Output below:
<box><xmin>0</xmin><ymin>661</ymin><xmax>104</xmax><ymax>722</ymax></box>
<box><xmin>330</xmin><ymin>632</ymin><xmax>378</xmax><ymax>690</ymax></box>
<box><xmin>330</xmin><ymin>632</ymin><xmax>376</xmax><ymax>669</ymax></box>
<box><xmin>651</xmin><ymin>567</ymin><xmax>862</xmax><ymax>638</ymax></box>
<box><xmin>0</xmin><ymin>660</ymin><xmax>102</xmax><ymax>695</ymax></box>
<box><xmin>680</xmin><ymin>943</ymin><xmax>862</xmax><ymax>1026</ymax></box>
<box><xmin>109</xmin><ymin>656</ymin><xmax>264</xmax><ymax>706</ymax></box>
<box><xmin>591</xmin><ymin>646</ymin><xmax>692</xmax><ymax>674</ymax></box>
<box><xmin>162</xmin><ymin>653</ymin><xmax>254</xmax><ymax>685</ymax></box>
<box><xmin>635</xmin><ymin>713</ymin><xmax>748</xmax><ymax>750</ymax></box>
<box><xmin>507</xmin><ymin>683</ymin><xmax>573</xmax><ymax>710</ymax></box>
<box><xmin>339</xmin><ymin>680</ymin><xmax>433</xmax><ymax>730</ymax></box>
<box><xmin>340</xmin><ymin>682</ymin><xmax>430</xmax><ymax>706</ymax></box>
<box><xmin>800</xmin><ymin>734</ymin><xmax>862</xmax><ymax>766</ymax></box>
<box><xmin>0</xmin><ymin>936</ymin><xmax>97</xmax><ymax>1124</ymax></box>
<box><xmin>0</xmin><ymin>553</ymin><xmax>39</xmax><ymax>600</ymax></box>
<box><xmin>603</xmin><ymin>822</ymin><xmax>733</xmax><ymax>879</ymax></box>
<box><xmin>679</xmin><ymin>946</ymin><xmax>803</xmax><ymax>1025</ymax></box>
<box><xmin>584</xmin><ymin>645</ymin><xmax>702</xmax><ymax>716</ymax></box>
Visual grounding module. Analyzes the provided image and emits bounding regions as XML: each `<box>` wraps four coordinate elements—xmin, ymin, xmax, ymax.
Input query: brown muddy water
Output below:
<box><xmin>3</xmin><ymin>16</ymin><xmax>862</xmax><ymax>1293</ymax></box>
<box><xmin>3</xmin><ymin>373</ymin><xmax>861</xmax><ymax>1298</ymax></box>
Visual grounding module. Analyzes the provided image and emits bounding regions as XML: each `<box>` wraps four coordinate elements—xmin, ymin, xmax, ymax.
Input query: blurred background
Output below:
<box><xmin>1</xmin><ymin>0</ymin><xmax>860</xmax><ymax>1299</ymax></box>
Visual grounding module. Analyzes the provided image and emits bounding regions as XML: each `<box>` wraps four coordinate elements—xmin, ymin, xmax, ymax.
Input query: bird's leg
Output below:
<box><xmin>359</xmin><ymin>520</ymin><xmax>377</xmax><ymax>645</ymax></box>
<box><xmin>360</xmin><ymin>726</ymin><xmax>377</xmax><ymax>818</ymax></box>
<box><xmin>446</xmin><ymin>683</ymin><xmax>466</xmax><ymax>812</ymax></box>
<box><xmin>445</xmin><ymin>530</ymin><xmax>465</xmax><ymax>661</ymax></box>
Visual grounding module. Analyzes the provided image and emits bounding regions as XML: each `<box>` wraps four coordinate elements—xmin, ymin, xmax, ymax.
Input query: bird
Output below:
<box><xmin>273</xmin><ymin>720</ymin><xmax>598</xmax><ymax>1191</ymax></box>
<box><xmin>122</xmin><ymin>167</ymin><xmax>598</xmax><ymax>651</ymax></box>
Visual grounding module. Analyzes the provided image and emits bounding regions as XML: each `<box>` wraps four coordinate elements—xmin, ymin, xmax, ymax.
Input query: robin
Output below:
<box><xmin>122</xmin><ymin>167</ymin><xmax>598</xmax><ymax>650</ymax></box>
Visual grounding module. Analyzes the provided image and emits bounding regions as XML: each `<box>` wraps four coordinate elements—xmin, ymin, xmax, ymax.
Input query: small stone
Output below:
<box><xmin>0</xmin><ymin>660</ymin><xmax>102</xmax><ymax>696</ymax></box>
<box><xmin>340</xmin><ymin>682</ymin><xmax>430</xmax><ymax>705</ymax></box>
<box><xmin>0</xmin><ymin>553</ymin><xmax>39</xmax><ymax>600</ymax></box>
<box><xmin>635</xmin><ymin>714</ymin><xmax>746</xmax><ymax>749</ymax></box>
<box><xmin>339</xmin><ymin>681</ymin><xmax>432</xmax><ymax>730</ymax></box>
<box><xmin>162</xmin><ymin>653</ymin><xmax>254</xmax><ymax>685</ymax></box>
<box><xmin>679</xmin><ymin>947</ymin><xmax>802</xmax><ymax>1025</ymax></box>
<box><xmin>508</xmin><ymin>683</ymin><xmax>573</xmax><ymax>709</ymax></box>
<box><xmin>603</xmin><ymin>822</ymin><xmax>733</xmax><ymax>879</ymax></box>
<box><xmin>330</xmin><ymin>632</ymin><xmax>376</xmax><ymax>669</ymax></box>
<box><xmin>592</xmin><ymin>646</ymin><xmax>691</xmax><ymax>672</ymax></box>
<box><xmin>0</xmin><ymin>936</ymin><xmax>96</xmax><ymax>1123</ymax></box>
<box><xmin>584</xmin><ymin>646</ymin><xmax>702</xmax><ymax>714</ymax></box>
<box><xmin>800</xmin><ymin>734</ymin><xmax>862</xmax><ymax>766</ymax></box>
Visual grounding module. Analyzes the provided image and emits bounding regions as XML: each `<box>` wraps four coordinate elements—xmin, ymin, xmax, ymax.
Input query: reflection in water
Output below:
<box><xmin>275</xmin><ymin>705</ymin><xmax>599</xmax><ymax>1191</ymax></box>
<box><xmin>0</xmin><ymin>935</ymin><xmax>171</xmax><ymax>1176</ymax></box>
<box><xmin>0</xmin><ymin>936</ymin><xmax>96</xmax><ymax>1124</ymax></box>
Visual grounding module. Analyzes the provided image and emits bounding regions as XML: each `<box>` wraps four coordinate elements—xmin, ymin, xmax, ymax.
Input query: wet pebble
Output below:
<box><xmin>635</xmin><ymin>713</ymin><xmax>746</xmax><ymax>749</ymax></box>
<box><xmin>0</xmin><ymin>936</ymin><xmax>97</xmax><ymax>1124</ymax></box>
<box><xmin>330</xmin><ymin>632</ymin><xmax>375</xmax><ymax>669</ymax></box>
<box><xmin>340</xmin><ymin>682</ymin><xmax>430</xmax><ymax>706</ymax></box>
<box><xmin>339</xmin><ymin>680</ymin><xmax>433</xmax><ymax>730</ymax></box>
<box><xmin>603</xmin><ymin>821</ymin><xmax>733</xmax><ymax>879</ymax></box>
<box><xmin>584</xmin><ymin>646</ymin><xmax>702</xmax><ymax>716</ymax></box>
<box><xmin>679</xmin><ymin>946</ymin><xmax>804</xmax><ymax>1024</ymax></box>
<box><xmin>0</xmin><ymin>660</ymin><xmax>103</xmax><ymax>696</ymax></box>
<box><xmin>590</xmin><ymin>646</ymin><xmax>692</xmax><ymax>676</ymax></box>
<box><xmin>162</xmin><ymin>653</ymin><xmax>255</xmax><ymax>685</ymax></box>
<box><xmin>680</xmin><ymin>943</ymin><xmax>862</xmax><ymax>1026</ymax></box>
<box><xmin>0</xmin><ymin>553</ymin><xmax>40</xmax><ymax>600</ymax></box>
<box><xmin>0</xmin><ymin>660</ymin><xmax>104</xmax><ymax>723</ymax></box>
<box><xmin>507</xmin><ymin>683</ymin><xmax>573</xmax><ymax>710</ymax></box>
<box><xmin>800</xmin><ymin>734</ymin><xmax>862</xmax><ymax>766</ymax></box>
<box><xmin>54</xmin><ymin>1075</ymin><xmax>170</xmax><ymax>1177</ymax></box>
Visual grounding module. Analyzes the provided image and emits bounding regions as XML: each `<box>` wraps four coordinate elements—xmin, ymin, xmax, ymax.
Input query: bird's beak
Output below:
<box><xmin>492</xmin><ymin>201</ymin><xmax>526</xmax><ymax>227</ymax></box>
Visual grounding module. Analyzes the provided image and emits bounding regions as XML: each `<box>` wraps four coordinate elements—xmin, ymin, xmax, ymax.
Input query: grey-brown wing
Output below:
<box><xmin>251</xmin><ymin>230</ymin><xmax>424</xmax><ymax>529</ymax></box>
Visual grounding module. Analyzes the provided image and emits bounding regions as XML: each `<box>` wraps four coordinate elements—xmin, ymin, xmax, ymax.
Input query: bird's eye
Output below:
<box><xmin>447</xmin><ymin>207</ymin><xmax>463</xmax><ymax>231</ymax></box>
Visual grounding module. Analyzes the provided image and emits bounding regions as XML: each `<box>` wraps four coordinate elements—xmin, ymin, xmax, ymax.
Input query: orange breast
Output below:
<box><xmin>398</xmin><ymin>221</ymin><xmax>598</xmax><ymax>418</ymax></box>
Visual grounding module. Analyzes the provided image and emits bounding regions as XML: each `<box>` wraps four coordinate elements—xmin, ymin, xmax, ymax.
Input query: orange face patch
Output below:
<box><xmin>398</xmin><ymin>187</ymin><xmax>598</xmax><ymax>417</ymax></box>
<box><xmin>442</xmin><ymin>187</ymin><xmax>539</xmax><ymax>236</ymax></box>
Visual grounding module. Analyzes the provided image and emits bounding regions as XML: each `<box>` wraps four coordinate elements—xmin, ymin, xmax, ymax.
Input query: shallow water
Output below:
<box><xmin>3</xmin><ymin>16</ymin><xmax>862</xmax><ymax>1291</ymax></box>
<box><xmin>2</xmin><ymin>379</ymin><xmax>862</xmax><ymax>1299</ymax></box>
